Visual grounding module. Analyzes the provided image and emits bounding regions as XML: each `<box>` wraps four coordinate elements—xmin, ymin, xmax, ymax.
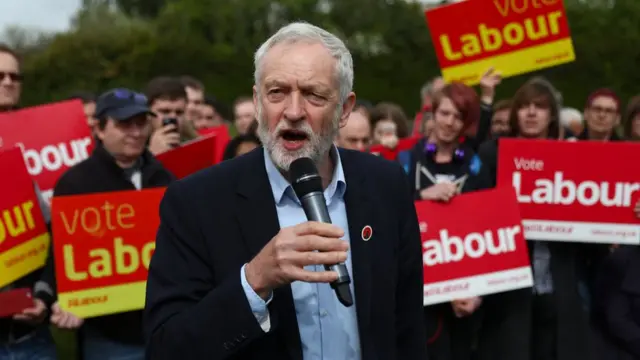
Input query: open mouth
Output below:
<box><xmin>280</xmin><ymin>129</ymin><xmax>309</xmax><ymax>141</ymax></box>
<box><xmin>279</xmin><ymin>129</ymin><xmax>309</xmax><ymax>151</ymax></box>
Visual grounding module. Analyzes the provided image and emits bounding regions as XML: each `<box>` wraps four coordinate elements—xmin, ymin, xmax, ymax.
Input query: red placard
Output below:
<box><xmin>417</xmin><ymin>187</ymin><xmax>532</xmax><ymax>305</ymax></box>
<box><xmin>0</xmin><ymin>101</ymin><xmax>94</xmax><ymax>202</ymax></box>
<box><xmin>369</xmin><ymin>137</ymin><xmax>420</xmax><ymax>161</ymax></box>
<box><xmin>497</xmin><ymin>138</ymin><xmax>640</xmax><ymax>244</ymax></box>
<box><xmin>51</xmin><ymin>188</ymin><xmax>165</xmax><ymax>318</ymax></box>
<box><xmin>156</xmin><ymin>135</ymin><xmax>215</xmax><ymax>179</ymax></box>
<box><xmin>425</xmin><ymin>0</ymin><xmax>575</xmax><ymax>85</ymax></box>
<box><xmin>0</xmin><ymin>148</ymin><xmax>50</xmax><ymax>288</ymax></box>
<box><xmin>0</xmin><ymin>288</ymin><xmax>34</xmax><ymax>317</ymax></box>
<box><xmin>198</xmin><ymin>125</ymin><xmax>231</xmax><ymax>164</ymax></box>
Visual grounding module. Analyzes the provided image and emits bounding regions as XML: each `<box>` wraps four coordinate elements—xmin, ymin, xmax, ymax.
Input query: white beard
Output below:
<box><xmin>256</xmin><ymin>102</ymin><xmax>341</xmax><ymax>172</ymax></box>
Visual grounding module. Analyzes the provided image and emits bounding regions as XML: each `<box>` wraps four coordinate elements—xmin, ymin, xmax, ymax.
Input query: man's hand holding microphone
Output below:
<box><xmin>245</xmin><ymin>157</ymin><xmax>353</xmax><ymax>306</ymax></box>
<box><xmin>244</xmin><ymin>222</ymin><xmax>348</xmax><ymax>300</ymax></box>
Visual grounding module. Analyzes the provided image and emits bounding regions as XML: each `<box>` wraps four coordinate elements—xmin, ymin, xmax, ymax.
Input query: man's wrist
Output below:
<box><xmin>244</xmin><ymin>262</ymin><xmax>271</xmax><ymax>300</ymax></box>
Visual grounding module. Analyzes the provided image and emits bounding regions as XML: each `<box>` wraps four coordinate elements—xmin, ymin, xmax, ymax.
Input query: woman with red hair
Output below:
<box><xmin>406</xmin><ymin>82</ymin><xmax>492</xmax><ymax>360</ymax></box>
<box><xmin>408</xmin><ymin>82</ymin><xmax>491</xmax><ymax>200</ymax></box>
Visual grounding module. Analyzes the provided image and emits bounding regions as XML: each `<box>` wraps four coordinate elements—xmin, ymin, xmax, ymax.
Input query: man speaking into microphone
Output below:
<box><xmin>144</xmin><ymin>21</ymin><xmax>427</xmax><ymax>360</ymax></box>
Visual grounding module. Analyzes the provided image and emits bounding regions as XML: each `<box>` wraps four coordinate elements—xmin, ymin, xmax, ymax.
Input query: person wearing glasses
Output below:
<box><xmin>0</xmin><ymin>44</ymin><xmax>22</xmax><ymax>112</ymax></box>
<box><xmin>45</xmin><ymin>88</ymin><xmax>175</xmax><ymax>360</ymax></box>
<box><xmin>580</xmin><ymin>89</ymin><xmax>623</xmax><ymax>141</ymax></box>
<box><xmin>0</xmin><ymin>44</ymin><xmax>59</xmax><ymax>360</ymax></box>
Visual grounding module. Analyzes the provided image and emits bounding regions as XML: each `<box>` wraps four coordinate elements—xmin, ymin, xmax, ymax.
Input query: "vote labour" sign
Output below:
<box><xmin>498</xmin><ymin>138</ymin><xmax>640</xmax><ymax>244</ymax></box>
<box><xmin>51</xmin><ymin>188</ymin><xmax>165</xmax><ymax>318</ymax></box>
<box><xmin>416</xmin><ymin>187</ymin><xmax>533</xmax><ymax>306</ymax></box>
<box><xmin>0</xmin><ymin>100</ymin><xmax>94</xmax><ymax>203</ymax></box>
<box><xmin>425</xmin><ymin>0</ymin><xmax>575</xmax><ymax>85</ymax></box>
<box><xmin>0</xmin><ymin>147</ymin><xmax>50</xmax><ymax>288</ymax></box>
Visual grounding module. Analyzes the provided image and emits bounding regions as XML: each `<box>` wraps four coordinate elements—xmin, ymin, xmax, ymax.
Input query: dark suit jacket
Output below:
<box><xmin>143</xmin><ymin>147</ymin><xmax>427</xmax><ymax>360</ymax></box>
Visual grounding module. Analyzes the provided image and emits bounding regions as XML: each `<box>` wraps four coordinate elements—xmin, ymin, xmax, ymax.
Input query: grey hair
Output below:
<box><xmin>253</xmin><ymin>22</ymin><xmax>354</xmax><ymax>105</ymax></box>
<box><xmin>420</xmin><ymin>76</ymin><xmax>443</xmax><ymax>101</ymax></box>
<box><xmin>560</xmin><ymin>107</ymin><xmax>583</xmax><ymax>127</ymax></box>
<box><xmin>420</xmin><ymin>79</ymin><xmax>435</xmax><ymax>100</ymax></box>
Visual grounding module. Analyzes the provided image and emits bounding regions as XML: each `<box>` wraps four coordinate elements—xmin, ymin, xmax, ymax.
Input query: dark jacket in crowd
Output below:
<box><xmin>45</xmin><ymin>144</ymin><xmax>175</xmax><ymax>345</ymax></box>
<box><xmin>405</xmin><ymin>137</ymin><xmax>493</xmax><ymax>200</ymax></box>
<box><xmin>460</xmin><ymin>102</ymin><xmax>493</xmax><ymax>153</ymax></box>
<box><xmin>402</xmin><ymin>138</ymin><xmax>492</xmax><ymax>360</ymax></box>
<box><xmin>577</xmin><ymin>128</ymin><xmax>624</xmax><ymax>142</ymax></box>
<box><xmin>475</xmin><ymin>137</ymin><xmax>596</xmax><ymax>360</ymax></box>
<box><xmin>592</xmin><ymin>245</ymin><xmax>640</xmax><ymax>360</ymax></box>
<box><xmin>0</xmin><ymin>186</ymin><xmax>55</xmax><ymax>344</ymax></box>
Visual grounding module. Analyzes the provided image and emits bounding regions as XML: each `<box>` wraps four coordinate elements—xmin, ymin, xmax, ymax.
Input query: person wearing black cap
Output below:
<box><xmin>44</xmin><ymin>88</ymin><xmax>175</xmax><ymax>360</ymax></box>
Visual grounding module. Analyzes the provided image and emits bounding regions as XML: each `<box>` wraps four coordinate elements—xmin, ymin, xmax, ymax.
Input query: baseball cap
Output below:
<box><xmin>95</xmin><ymin>88</ymin><xmax>155</xmax><ymax>121</ymax></box>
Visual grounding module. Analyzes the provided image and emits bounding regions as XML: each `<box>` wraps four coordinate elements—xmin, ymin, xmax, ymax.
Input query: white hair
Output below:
<box><xmin>560</xmin><ymin>107</ymin><xmax>583</xmax><ymax>127</ymax></box>
<box><xmin>420</xmin><ymin>76</ymin><xmax>443</xmax><ymax>100</ymax></box>
<box><xmin>253</xmin><ymin>21</ymin><xmax>354</xmax><ymax>105</ymax></box>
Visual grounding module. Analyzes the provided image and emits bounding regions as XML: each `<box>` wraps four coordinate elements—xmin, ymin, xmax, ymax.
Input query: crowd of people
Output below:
<box><xmin>1</xmin><ymin>19</ymin><xmax>640</xmax><ymax>360</ymax></box>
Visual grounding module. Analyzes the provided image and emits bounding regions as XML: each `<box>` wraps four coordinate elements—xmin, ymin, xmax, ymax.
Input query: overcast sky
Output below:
<box><xmin>0</xmin><ymin>0</ymin><xmax>81</xmax><ymax>33</ymax></box>
<box><xmin>0</xmin><ymin>0</ymin><xmax>448</xmax><ymax>36</ymax></box>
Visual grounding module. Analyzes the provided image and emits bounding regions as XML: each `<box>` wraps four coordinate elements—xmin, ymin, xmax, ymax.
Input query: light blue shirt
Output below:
<box><xmin>240</xmin><ymin>147</ymin><xmax>361</xmax><ymax>360</ymax></box>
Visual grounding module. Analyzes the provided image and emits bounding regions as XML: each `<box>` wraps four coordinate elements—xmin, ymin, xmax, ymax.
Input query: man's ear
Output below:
<box><xmin>253</xmin><ymin>85</ymin><xmax>259</xmax><ymax>109</ymax></box>
<box><xmin>339</xmin><ymin>93</ymin><xmax>356</xmax><ymax>129</ymax></box>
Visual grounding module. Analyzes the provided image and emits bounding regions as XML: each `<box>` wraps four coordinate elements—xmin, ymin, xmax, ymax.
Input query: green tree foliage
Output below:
<box><xmin>112</xmin><ymin>0</ymin><xmax>170</xmax><ymax>18</ymax></box>
<box><xmin>14</xmin><ymin>0</ymin><xmax>640</xmax><ymax>115</ymax></box>
<box><xmin>22</xmin><ymin>2</ymin><xmax>157</xmax><ymax>102</ymax></box>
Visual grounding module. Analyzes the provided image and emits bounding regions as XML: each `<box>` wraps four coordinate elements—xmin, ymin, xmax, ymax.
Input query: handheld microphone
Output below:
<box><xmin>289</xmin><ymin>157</ymin><xmax>353</xmax><ymax>307</ymax></box>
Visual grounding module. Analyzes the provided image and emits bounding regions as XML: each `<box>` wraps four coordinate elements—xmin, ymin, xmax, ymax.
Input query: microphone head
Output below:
<box><xmin>289</xmin><ymin>157</ymin><xmax>322</xmax><ymax>198</ymax></box>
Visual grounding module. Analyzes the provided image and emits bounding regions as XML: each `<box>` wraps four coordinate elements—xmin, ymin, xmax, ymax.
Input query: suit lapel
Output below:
<box><xmin>340</xmin><ymin>149</ymin><xmax>374</xmax><ymax>358</ymax></box>
<box><xmin>235</xmin><ymin>149</ymin><xmax>302</xmax><ymax>360</ymax></box>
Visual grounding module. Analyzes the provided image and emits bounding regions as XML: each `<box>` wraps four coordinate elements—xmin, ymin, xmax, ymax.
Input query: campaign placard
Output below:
<box><xmin>0</xmin><ymin>100</ymin><xmax>94</xmax><ymax>202</ymax></box>
<box><xmin>0</xmin><ymin>147</ymin><xmax>50</xmax><ymax>288</ymax></box>
<box><xmin>417</xmin><ymin>187</ymin><xmax>533</xmax><ymax>305</ymax></box>
<box><xmin>156</xmin><ymin>135</ymin><xmax>216</xmax><ymax>179</ymax></box>
<box><xmin>51</xmin><ymin>188</ymin><xmax>165</xmax><ymax>318</ymax></box>
<box><xmin>198</xmin><ymin>125</ymin><xmax>231</xmax><ymax>164</ymax></box>
<box><xmin>425</xmin><ymin>0</ymin><xmax>575</xmax><ymax>85</ymax></box>
<box><xmin>497</xmin><ymin>138</ymin><xmax>640</xmax><ymax>244</ymax></box>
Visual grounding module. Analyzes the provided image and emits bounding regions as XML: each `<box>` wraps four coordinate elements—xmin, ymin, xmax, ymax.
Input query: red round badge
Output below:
<box><xmin>361</xmin><ymin>226</ymin><xmax>373</xmax><ymax>241</ymax></box>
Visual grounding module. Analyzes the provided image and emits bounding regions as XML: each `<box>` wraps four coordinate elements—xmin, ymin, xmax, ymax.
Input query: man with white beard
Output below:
<box><xmin>144</xmin><ymin>21</ymin><xmax>427</xmax><ymax>360</ymax></box>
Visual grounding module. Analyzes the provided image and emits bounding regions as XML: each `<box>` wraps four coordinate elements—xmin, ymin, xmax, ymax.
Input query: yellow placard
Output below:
<box><xmin>0</xmin><ymin>233</ymin><xmax>50</xmax><ymax>288</ymax></box>
<box><xmin>57</xmin><ymin>281</ymin><xmax>146</xmax><ymax>318</ymax></box>
<box><xmin>442</xmin><ymin>38</ymin><xmax>575</xmax><ymax>86</ymax></box>
<box><xmin>425</xmin><ymin>0</ymin><xmax>576</xmax><ymax>85</ymax></box>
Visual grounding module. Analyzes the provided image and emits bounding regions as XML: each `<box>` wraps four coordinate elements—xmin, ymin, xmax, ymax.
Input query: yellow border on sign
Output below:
<box><xmin>58</xmin><ymin>281</ymin><xmax>146</xmax><ymax>318</ymax></box>
<box><xmin>0</xmin><ymin>233</ymin><xmax>50</xmax><ymax>288</ymax></box>
<box><xmin>442</xmin><ymin>38</ymin><xmax>576</xmax><ymax>86</ymax></box>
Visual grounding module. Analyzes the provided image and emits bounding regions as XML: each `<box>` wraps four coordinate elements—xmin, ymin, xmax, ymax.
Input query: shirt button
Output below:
<box><xmin>320</xmin><ymin>309</ymin><xmax>328</xmax><ymax>317</ymax></box>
